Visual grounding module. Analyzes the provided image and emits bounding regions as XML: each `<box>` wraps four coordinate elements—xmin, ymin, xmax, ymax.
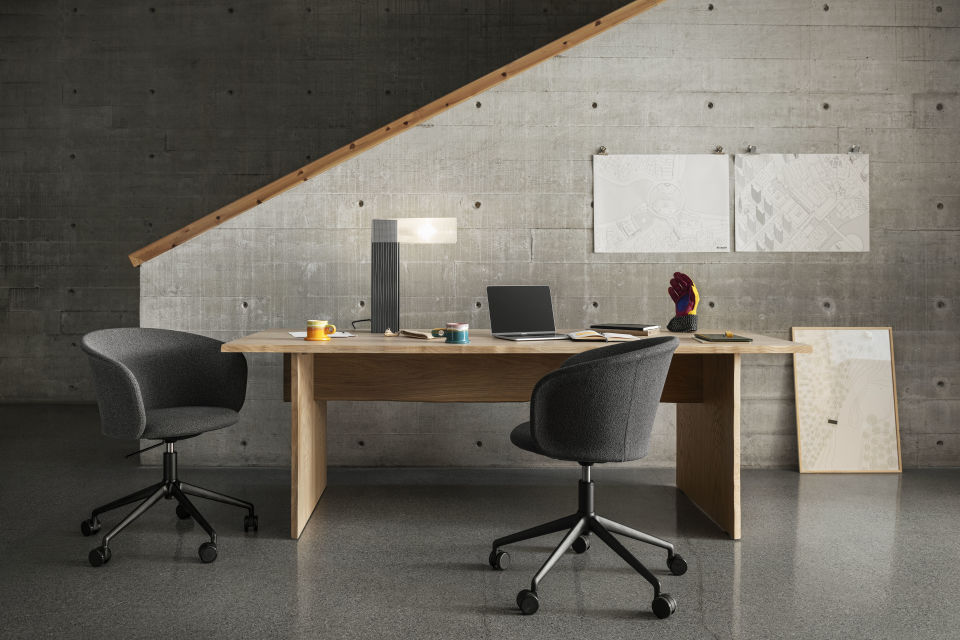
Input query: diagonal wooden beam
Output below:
<box><xmin>129</xmin><ymin>0</ymin><xmax>668</xmax><ymax>267</ymax></box>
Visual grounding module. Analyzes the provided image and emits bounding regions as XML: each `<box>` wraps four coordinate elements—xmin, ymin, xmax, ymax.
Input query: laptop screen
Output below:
<box><xmin>487</xmin><ymin>285</ymin><xmax>557</xmax><ymax>334</ymax></box>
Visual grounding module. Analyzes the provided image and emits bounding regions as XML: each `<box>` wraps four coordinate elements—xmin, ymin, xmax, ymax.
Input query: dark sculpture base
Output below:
<box><xmin>667</xmin><ymin>315</ymin><xmax>698</xmax><ymax>333</ymax></box>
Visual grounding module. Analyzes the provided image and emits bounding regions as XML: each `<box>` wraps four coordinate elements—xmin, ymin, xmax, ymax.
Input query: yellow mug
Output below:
<box><xmin>306</xmin><ymin>320</ymin><xmax>336</xmax><ymax>341</ymax></box>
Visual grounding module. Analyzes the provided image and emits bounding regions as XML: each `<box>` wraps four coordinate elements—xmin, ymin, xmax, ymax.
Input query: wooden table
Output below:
<box><xmin>223</xmin><ymin>329</ymin><xmax>811</xmax><ymax>540</ymax></box>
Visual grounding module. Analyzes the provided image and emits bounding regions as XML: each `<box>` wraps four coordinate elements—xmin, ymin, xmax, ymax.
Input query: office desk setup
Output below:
<box><xmin>222</xmin><ymin>329</ymin><xmax>811</xmax><ymax>541</ymax></box>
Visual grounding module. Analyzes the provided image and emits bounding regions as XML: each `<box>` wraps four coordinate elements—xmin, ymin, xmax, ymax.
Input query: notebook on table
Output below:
<box><xmin>693</xmin><ymin>333</ymin><xmax>752</xmax><ymax>342</ymax></box>
<box><xmin>590</xmin><ymin>323</ymin><xmax>660</xmax><ymax>336</ymax></box>
<box><xmin>487</xmin><ymin>285</ymin><xmax>570</xmax><ymax>341</ymax></box>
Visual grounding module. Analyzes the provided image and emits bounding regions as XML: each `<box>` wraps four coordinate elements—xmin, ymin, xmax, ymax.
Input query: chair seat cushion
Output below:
<box><xmin>510</xmin><ymin>421</ymin><xmax>605</xmax><ymax>464</ymax></box>
<box><xmin>510</xmin><ymin>422</ymin><xmax>543</xmax><ymax>455</ymax></box>
<box><xmin>143</xmin><ymin>406</ymin><xmax>240</xmax><ymax>440</ymax></box>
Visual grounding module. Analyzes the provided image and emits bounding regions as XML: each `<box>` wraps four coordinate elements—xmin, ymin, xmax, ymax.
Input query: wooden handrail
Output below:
<box><xmin>129</xmin><ymin>0</ymin><xmax>668</xmax><ymax>267</ymax></box>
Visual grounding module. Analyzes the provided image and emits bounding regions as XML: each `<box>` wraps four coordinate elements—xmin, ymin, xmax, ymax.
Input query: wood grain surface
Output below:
<box><xmin>225</xmin><ymin>329</ymin><xmax>811</xmax><ymax>355</ymax></box>
<box><xmin>304</xmin><ymin>352</ymin><xmax>703</xmax><ymax>403</ymax></box>
<box><xmin>676</xmin><ymin>354</ymin><xmax>741</xmax><ymax>539</ymax></box>
<box><xmin>290</xmin><ymin>353</ymin><xmax>327</xmax><ymax>538</ymax></box>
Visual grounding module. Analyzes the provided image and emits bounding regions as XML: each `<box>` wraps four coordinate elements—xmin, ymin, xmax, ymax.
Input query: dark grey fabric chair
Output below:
<box><xmin>79</xmin><ymin>328</ymin><xmax>257</xmax><ymax>567</ymax></box>
<box><xmin>489</xmin><ymin>336</ymin><xmax>685</xmax><ymax>619</ymax></box>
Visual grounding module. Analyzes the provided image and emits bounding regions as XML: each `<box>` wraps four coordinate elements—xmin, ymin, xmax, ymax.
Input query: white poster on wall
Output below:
<box><xmin>735</xmin><ymin>153</ymin><xmax>870</xmax><ymax>252</ymax></box>
<box><xmin>593</xmin><ymin>154</ymin><xmax>731</xmax><ymax>253</ymax></box>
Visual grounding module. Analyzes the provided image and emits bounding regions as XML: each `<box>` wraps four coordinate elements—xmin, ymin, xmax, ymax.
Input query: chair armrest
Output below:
<box><xmin>196</xmin><ymin>350</ymin><xmax>248</xmax><ymax>412</ymax></box>
<box><xmin>152</xmin><ymin>341</ymin><xmax>247</xmax><ymax>412</ymax></box>
<box><xmin>85</xmin><ymin>352</ymin><xmax>147</xmax><ymax>439</ymax></box>
<box><xmin>529</xmin><ymin>358</ymin><xmax>638</xmax><ymax>462</ymax></box>
<box><xmin>128</xmin><ymin>334</ymin><xmax>248</xmax><ymax>413</ymax></box>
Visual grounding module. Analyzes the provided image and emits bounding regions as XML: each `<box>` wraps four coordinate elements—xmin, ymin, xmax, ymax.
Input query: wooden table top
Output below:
<box><xmin>223</xmin><ymin>329</ymin><xmax>812</xmax><ymax>355</ymax></box>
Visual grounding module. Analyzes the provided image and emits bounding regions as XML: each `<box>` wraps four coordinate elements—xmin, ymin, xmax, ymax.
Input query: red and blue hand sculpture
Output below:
<box><xmin>667</xmin><ymin>272</ymin><xmax>699</xmax><ymax>333</ymax></box>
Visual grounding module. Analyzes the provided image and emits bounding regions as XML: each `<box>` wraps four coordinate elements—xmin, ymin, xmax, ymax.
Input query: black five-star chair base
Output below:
<box><xmin>489</xmin><ymin>465</ymin><xmax>686</xmax><ymax>618</ymax></box>
<box><xmin>80</xmin><ymin>443</ymin><xmax>257</xmax><ymax>566</ymax></box>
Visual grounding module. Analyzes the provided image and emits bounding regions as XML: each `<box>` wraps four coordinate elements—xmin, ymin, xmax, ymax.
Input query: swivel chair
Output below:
<box><xmin>79</xmin><ymin>328</ymin><xmax>258</xmax><ymax>567</ymax></box>
<box><xmin>488</xmin><ymin>336</ymin><xmax>684</xmax><ymax>619</ymax></box>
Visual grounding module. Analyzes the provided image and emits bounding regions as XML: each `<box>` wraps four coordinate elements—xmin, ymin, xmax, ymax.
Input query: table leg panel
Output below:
<box><xmin>291</xmin><ymin>353</ymin><xmax>328</xmax><ymax>539</ymax></box>
<box><xmin>676</xmin><ymin>354</ymin><xmax>741</xmax><ymax>539</ymax></box>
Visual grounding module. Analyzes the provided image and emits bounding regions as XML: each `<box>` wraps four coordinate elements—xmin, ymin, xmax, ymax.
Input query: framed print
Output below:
<box><xmin>792</xmin><ymin>327</ymin><xmax>901</xmax><ymax>473</ymax></box>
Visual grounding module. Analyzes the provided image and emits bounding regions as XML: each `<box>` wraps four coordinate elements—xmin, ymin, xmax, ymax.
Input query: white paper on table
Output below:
<box><xmin>288</xmin><ymin>331</ymin><xmax>355</xmax><ymax>338</ymax></box>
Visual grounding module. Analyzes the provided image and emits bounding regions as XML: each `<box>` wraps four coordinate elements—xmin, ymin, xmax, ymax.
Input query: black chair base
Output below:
<box><xmin>80</xmin><ymin>442</ymin><xmax>257</xmax><ymax>566</ymax></box>
<box><xmin>489</xmin><ymin>465</ymin><xmax>686</xmax><ymax>618</ymax></box>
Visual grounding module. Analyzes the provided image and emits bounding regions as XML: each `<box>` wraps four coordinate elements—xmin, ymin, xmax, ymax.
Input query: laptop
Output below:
<box><xmin>487</xmin><ymin>285</ymin><xmax>570</xmax><ymax>341</ymax></box>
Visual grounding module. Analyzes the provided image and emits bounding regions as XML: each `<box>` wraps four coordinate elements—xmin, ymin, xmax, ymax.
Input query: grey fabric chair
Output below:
<box><xmin>489</xmin><ymin>336</ymin><xmax>685</xmax><ymax>619</ymax></box>
<box><xmin>79</xmin><ymin>328</ymin><xmax>257</xmax><ymax>567</ymax></box>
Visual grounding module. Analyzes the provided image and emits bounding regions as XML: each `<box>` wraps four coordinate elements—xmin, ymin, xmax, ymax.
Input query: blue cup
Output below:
<box><xmin>431</xmin><ymin>323</ymin><xmax>470</xmax><ymax>344</ymax></box>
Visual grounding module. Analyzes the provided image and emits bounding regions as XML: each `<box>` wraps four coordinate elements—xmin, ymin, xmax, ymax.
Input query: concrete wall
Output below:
<box><xmin>0</xmin><ymin>0</ymin><xmax>628</xmax><ymax>400</ymax></box>
<box><xmin>140</xmin><ymin>0</ymin><xmax>960</xmax><ymax>468</ymax></box>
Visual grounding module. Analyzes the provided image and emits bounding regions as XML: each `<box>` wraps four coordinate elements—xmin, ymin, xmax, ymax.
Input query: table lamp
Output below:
<box><xmin>371</xmin><ymin>218</ymin><xmax>457</xmax><ymax>333</ymax></box>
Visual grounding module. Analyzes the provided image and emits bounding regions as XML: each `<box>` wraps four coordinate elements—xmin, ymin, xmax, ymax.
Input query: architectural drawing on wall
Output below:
<box><xmin>792</xmin><ymin>327</ymin><xmax>901</xmax><ymax>473</ymax></box>
<box><xmin>593</xmin><ymin>154</ymin><xmax>731</xmax><ymax>253</ymax></box>
<box><xmin>735</xmin><ymin>154</ymin><xmax>869</xmax><ymax>252</ymax></box>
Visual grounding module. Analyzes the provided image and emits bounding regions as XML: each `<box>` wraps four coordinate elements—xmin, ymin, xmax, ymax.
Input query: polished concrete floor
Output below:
<box><xmin>1</xmin><ymin>404</ymin><xmax>958</xmax><ymax>639</ymax></box>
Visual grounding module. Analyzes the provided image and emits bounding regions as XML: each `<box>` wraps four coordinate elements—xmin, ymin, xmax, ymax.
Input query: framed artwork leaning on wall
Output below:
<box><xmin>792</xmin><ymin>327</ymin><xmax>902</xmax><ymax>473</ymax></box>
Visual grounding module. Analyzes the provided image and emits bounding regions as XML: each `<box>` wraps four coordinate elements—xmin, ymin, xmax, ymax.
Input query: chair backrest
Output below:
<box><xmin>529</xmin><ymin>336</ymin><xmax>679</xmax><ymax>463</ymax></box>
<box><xmin>81</xmin><ymin>328</ymin><xmax>247</xmax><ymax>439</ymax></box>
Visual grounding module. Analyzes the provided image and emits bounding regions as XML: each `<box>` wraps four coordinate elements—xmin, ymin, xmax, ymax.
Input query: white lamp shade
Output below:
<box><xmin>395</xmin><ymin>217</ymin><xmax>457</xmax><ymax>244</ymax></box>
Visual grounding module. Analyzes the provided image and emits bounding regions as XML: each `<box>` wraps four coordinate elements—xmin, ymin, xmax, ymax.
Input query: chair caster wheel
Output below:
<box><xmin>572</xmin><ymin>534</ymin><xmax>590</xmax><ymax>554</ymax></box>
<box><xmin>668</xmin><ymin>553</ymin><xmax>687</xmax><ymax>576</ymax></box>
<box><xmin>489</xmin><ymin>549</ymin><xmax>509</xmax><ymax>570</ymax></box>
<box><xmin>80</xmin><ymin>517</ymin><xmax>101</xmax><ymax>537</ymax></box>
<box><xmin>198</xmin><ymin>541</ymin><xmax>218</xmax><ymax>563</ymax></box>
<box><xmin>175</xmin><ymin>504</ymin><xmax>191</xmax><ymax>520</ymax></box>
<box><xmin>652</xmin><ymin>593</ymin><xmax>677</xmax><ymax>619</ymax></box>
<box><xmin>88</xmin><ymin>546</ymin><xmax>111</xmax><ymax>567</ymax></box>
<box><xmin>516</xmin><ymin>589</ymin><xmax>540</xmax><ymax>615</ymax></box>
<box><xmin>243</xmin><ymin>514</ymin><xmax>258</xmax><ymax>532</ymax></box>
